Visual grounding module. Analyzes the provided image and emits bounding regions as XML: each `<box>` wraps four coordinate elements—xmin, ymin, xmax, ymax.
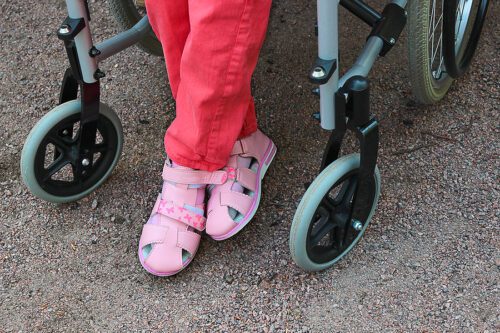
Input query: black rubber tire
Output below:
<box><xmin>407</xmin><ymin>0</ymin><xmax>454</xmax><ymax>105</ymax></box>
<box><xmin>443</xmin><ymin>0</ymin><xmax>490</xmax><ymax>78</ymax></box>
<box><xmin>108</xmin><ymin>0</ymin><xmax>163</xmax><ymax>57</ymax></box>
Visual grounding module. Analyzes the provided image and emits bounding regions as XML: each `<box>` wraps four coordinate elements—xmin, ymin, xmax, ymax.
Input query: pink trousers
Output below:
<box><xmin>145</xmin><ymin>0</ymin><xmax>272</xmax><ymax>171</ymax></box>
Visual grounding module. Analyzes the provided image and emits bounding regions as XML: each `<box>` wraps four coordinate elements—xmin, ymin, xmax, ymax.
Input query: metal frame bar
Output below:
<box><xmin>340</xmin><ymin>0</ymin><xmax>382</xmax><ymax>27</ymax></box>
<box><xmin>316</xmin><ymin>0</ymin><xmax>407</xmax><ymax>130</ymax></box>
<box><xmin>65</xmin><ymin>0</ymin><xmax>97</xmax><ymax>83</ymax></box>
<box><xmin>64</xmin><ymin>0</ymin><xmax>151</xmax><ymax>83</ymax></box>
<box><xmin>317</xmin><ymin>0</ymin><xmax>340</xmax><ymax>130</ymax></box>
<box><xmin>95</xmin><ymin>16</ymin><xmax>152</xmax><ymax>62</ymax></box>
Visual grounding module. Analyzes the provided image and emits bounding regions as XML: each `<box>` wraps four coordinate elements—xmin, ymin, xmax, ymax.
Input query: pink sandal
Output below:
<box><xmin>206</xmin><ymin>129</ymin><xmax>277</xmax><ymax>240</ymax></box>
<box><xmin>138</xmin><ymin>161</ymin><xmax>227</xmax><ymax>276</ymax></box>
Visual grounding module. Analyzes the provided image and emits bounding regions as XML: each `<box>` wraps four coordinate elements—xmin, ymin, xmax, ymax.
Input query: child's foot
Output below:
<box><xmin>138</xmin><ymin>159</ymin><xmax>227</xmax><ymax>276</ymax></box>
<box><xmin>206</xmin><ymin>129</ymin><xmax>277</xmax><ymax>240</ymax></box>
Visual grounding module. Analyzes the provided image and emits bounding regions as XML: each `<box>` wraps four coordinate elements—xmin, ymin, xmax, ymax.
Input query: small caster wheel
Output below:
<box><xmin>20</xmin><ymin>100</ymin><xmax>123</xmax><ymax>203</ymax></box>
<box><xmin>289</xmin><ymin>153</ymin><xmax>381</xmax><ymax>271</ymax></box>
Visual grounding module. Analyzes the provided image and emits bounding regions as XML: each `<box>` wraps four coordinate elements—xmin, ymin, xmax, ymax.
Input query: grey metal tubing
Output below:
<box><xmin>340</xmin><ymin>0</ymin><xmax>382</xmax><ymax>26</ymax></box>
<box><xmin>317</xmin><ymin>0</ymin><xmax>340</xmax><ymax>130</ymax></box>
<box><xmin>338</xmin><ymin>0</ymin><xmax>407</xmax><ymax>87</ymax></box>
<box><xmin>95</xmin><ymin>16</ymin><xmax>152</xmax><ymax>62</ymax></box>
<box><xmin>65</xmin><ymin>0</ymin><xmax>97</xmax><ymax>83</ymax></box>
<box><xmin>339</xmin><ymin>36</ymin><xmax>383</xmax><ymax>87</ymax></box>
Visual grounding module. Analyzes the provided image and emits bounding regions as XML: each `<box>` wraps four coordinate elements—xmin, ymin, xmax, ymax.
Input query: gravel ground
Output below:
<box><xmin>1</xmin><ymin>1</ymin><xmax>499</xmax><ymax>332</ymax></box>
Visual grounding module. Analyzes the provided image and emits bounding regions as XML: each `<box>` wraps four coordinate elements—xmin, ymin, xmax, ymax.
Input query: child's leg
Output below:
<box><xmin>239</xmin><ymin>98</ymin><xmax>258</xmax><ymax>139</ymax></box>
<box><xmin>162</xmin><ymin>0</ymin><xmax>272</xmax><ymax>171</ymax></box>
<box><xmin>145</xmin><ymin>0</ymin><xmax>190</xmax><ymax>99</ymax></box>
<box><xmin>138</xmin><ymin>0</ymin><xmax>273</xmax><ymax>276</ymax></box>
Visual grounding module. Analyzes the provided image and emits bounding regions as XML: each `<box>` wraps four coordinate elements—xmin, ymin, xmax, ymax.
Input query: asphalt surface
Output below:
<box><xmin>1</xmin><ymin>0</ymin><xmax>499</xmax><ymax>332</ymax></box>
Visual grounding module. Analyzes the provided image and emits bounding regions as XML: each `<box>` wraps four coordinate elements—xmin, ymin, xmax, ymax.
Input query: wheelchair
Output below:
<box><xmin>20</xmin><ymin>0</ymin><xmax>490</xmax><ymax>271</ymax></box>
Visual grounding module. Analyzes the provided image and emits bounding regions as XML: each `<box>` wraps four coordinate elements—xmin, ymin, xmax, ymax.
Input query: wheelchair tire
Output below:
<box><xmin>443</xmin><ymin>0</ymin><xmax>490</xmax><ymax>79</ymax></box>
<box><xmin>20</xmin><ymin>100</ymin><xmax>123</xmax><ymax>203</ymax></box>
<box><xmin>289</xmin><ymin>154</ymin><xmax>381</xmax><ymax>272</ymax></box>
<box><xmin>108</xmin><ymin>0</ymin><xmax>163</xmax><ymax>57</ymax></box>
<box><xmin>407</xmin><ymin>0</ymin><xmax>454</xmax><ymax>104</ymax></box>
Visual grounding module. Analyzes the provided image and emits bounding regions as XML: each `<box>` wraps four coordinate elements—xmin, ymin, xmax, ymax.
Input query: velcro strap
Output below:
<box><xmin>177</xmin><ymin>231</ymin><xmax>201</xmax><ymax>255</ymax></box>
<box><xmin>156</xmin><ymin>199</ymin><xmax>206</xmax><ymax>231</ymax></box>
<box><xmin>235</xmin><ymin>168</ymin><xmax>257</xmax><ymax>192</ymax></box>
<box><xmin>140</xmin><ymin>224</ymin><xmax>170</xmax><ymax>246</ymax></box>
<box><xmin>162</xmin><ymin>167</ymin><xmax>228</xmax><ymax>185</ymax></box>
<box><xmin>220</xmin><ymin>191</ymin><xmax>253</xmax><ymax>215</ymax></box>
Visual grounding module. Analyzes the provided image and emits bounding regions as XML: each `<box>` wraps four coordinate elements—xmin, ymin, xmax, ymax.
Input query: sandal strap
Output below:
<box><xmin>140</xmin><ymin>224</ymin><xmax>200</xmax><ymax>255</ymax></box>
<box><xmin>227</xmin><ymin>167</ymin><xmax>257</xmax><ymax>192</ymax></box>
<box><xmin>230</xmin><ymin>130</ymin><xmax>269</xmax><ymax>162</ymax></box>
<box><xmin>231</xmin><ymin>140</ymin><xmax>245</xmax><ymax>156</ymax></box>
<box><xmin>177</xmin><ymin>230</ymin><xmax>201</xmax><ymax>255</ymax></box>
<box><xmin>155</xmin><ymin>199</ymin><xmax>206</xmax><ymax>231</ymax></box>
<box><xmin>162</xmin><ymin>166</ymin><xmax>228</xmax><ymax>185</ymax></box>
<box><xmin>141</xmin><ymin>224</ymin><xmax>170</xmax><ymax>245</ymax></box>
<box><xmin>220</xmin><ymin>191</ymin><xmax>253</xmax><ymax>214</ymax></box>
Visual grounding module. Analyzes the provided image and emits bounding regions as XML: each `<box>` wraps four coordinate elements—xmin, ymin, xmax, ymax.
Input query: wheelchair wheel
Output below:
<box><xmin>443</xmin><ymin>0</ymin><xmax>490</xmax><ymax>79</ymax></box>
<box><xmin>20</xmin><ymin>100</ymin><xmax>123</xmax><ymax>203</ymax></box>
<box><xmin>108</xmin><ymin>0</ymin><xmax>163</xmax><ymax>57</ymax></box>
<box><xmin>289</xmin><ymin>154</ymin><xmax>381</xmax><ymax>272</ymax></box>
<box><xmin>408</xmin><ymin>0</ymin><xmax>454</xmax><ymax>104</ymax></box>
<box><xmin>408</xmin><ymin>0</ymin><xmax>489</xmax><ymax>104</ymax></box>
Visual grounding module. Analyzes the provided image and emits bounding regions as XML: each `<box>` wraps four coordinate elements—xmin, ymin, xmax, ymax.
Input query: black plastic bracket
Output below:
<box><xmin>369</xmin><ymin>3</ymin><xmax>407</xmax><ymax>56</ymax></box>
<box><xmin>89</xmin><ymin>46</ymin><xmax>101</xmax><ymax>57</ymax></box>
<box><xmin>57</xmin><ymin>17</ymin><xmax>85</xmax><ymax>41</ymax></box>
<box><xmin>74</xmin><ymin>82</ymin><xmax>101</xmax><ymax>177</ymax></box>
<box><xmin>341</xmin><ymin>76</ymin><xmax>371</xmax><ymax>126</ymax></box>
<box><xmin>320</xmin><ymin>76</ymin><xmax>379</xmax><ymax>224</ymax></box>
<box><xmin>59</xmin><ymin>68</ymin><xmax>79</xmax><ymax>105</ymax></box>
<box><xmin>351</xmin><ymin>119</ymin><xmax>379</xmax><ymax>222</ymax></box>
<box><xmin>57</xmin><ymin>17</ymin><xmax>86</xmax><ymax>82</ymax></box>
<box><xmin>320</xmin><ymin>92</ymin><xmax>347</xmax><ymax>171</ymax></box>
<box><xmin>93</xmin><ymin>69</ymin><xmax>106</xmax><ymax>80</ymax></box>
<box><xmin>309</xmin><ymin>58</ymin><xmax>337</xmax><ymax>85</ymax></box>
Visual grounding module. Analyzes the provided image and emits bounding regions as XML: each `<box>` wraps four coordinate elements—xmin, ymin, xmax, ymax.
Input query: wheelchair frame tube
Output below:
<box><xmin>339</xmin><ymin>36</ymin><xmax>383</xmax><ymax>87</ymax></box>
<box><xmin>317</xmin><ymin>0</ymin><xmax>340</xmax><ymax>130</ymax></box>
<box><xmin>318</xmin><ymin>0</ymin><xmax>407</xmax><ymax>130</ymax></box>
<box><xmin>340</xmin><ymin>0</ymin><xmax>382</xmax><ymax>26</ymax></box>
<box><xmin>65</xmin><ymin>0</ymin><xmax>153</xmax><ymax>80</ymax></box>
<box><xmin>95</xmin><ymin>16</ymin><xmax>152</xmax><ymax>62</ymax></box>
<box><xmin>339</xmin><ymin>0</ymin><xmax>407</xmax><ymax>87</ymax></box>
<box><xmin>65</xmin><ymin>0</ymin><xmax>97</xmax><ymax>83</ymax></box>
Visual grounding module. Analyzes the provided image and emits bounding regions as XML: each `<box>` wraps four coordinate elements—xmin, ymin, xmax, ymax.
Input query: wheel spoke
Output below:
<box><xmin>340</xmin><ymin>177</ymin><xmax>358</xmax><ymax>207</ymax></box>
<box><xmin>92</xmin><ymin>143</ymin><xmax>108</xmax><ymax>153</ymax></box>
<box><xmin>310</xmin><ymin>215</ymin><xmax>335</xmax><ymax>245</ymax></box>
<box><xmin>431</xmin><ymin>32</ymin><xmax>443</xmax><ymax>66</ymax></box>
<box><xmin>429</xmin><ymin>0</ymin><xmax>446</xmax><ymax>78</ymax></box>
<box><xmin>47</xmin><ymin>133</ymin><xmax>71</xmax><ymax>151</ymax></box>
<box><xmin>42</xmin><ymin>156</ymin><xmax>71</xmax><ymax>182</ymax></box>
<box><xmin>321</xmin><ymin>196</ymin><xmax>336</xmax><ymax>212</ymax></box>
<box><xmin>331</xmin><ymin>180</ymin><xmax>350</xmax><ymax>205</ymax></box>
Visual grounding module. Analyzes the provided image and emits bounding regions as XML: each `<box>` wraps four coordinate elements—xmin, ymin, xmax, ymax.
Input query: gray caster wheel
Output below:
<box><xmin>289</xmin><ymin>154</ymin><xmax>381</xmax><ymax>271</ymax></box>
<box><xmin>20</xmin><ymin>100</ymin><xmax>123</xmax><ymax>203</ymax></box>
